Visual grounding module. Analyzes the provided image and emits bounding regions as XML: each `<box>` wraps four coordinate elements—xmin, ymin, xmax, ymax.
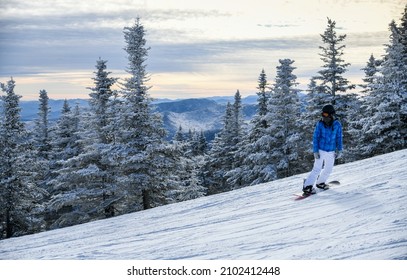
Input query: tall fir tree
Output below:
<box><xmin>350</xmin><ymin>20</ymin><xmax>406</xmax><ymax>159</ymax></box>
<box><xmin>204</xmin><ymin>90</ymin><xmax>245</xmax><ymax>193</ymax></box>
<box><xmin>347</xmin><ymin>55</ymin><xmax>382</xmax><ymax>160</ymax></box>
<box><xmin>0</xmin><ymin>79</ymin><xmax>47</xmax><ymax>238</ymax></box>
<box><xmin>316</xmin><ymin>18</ymin><xmax>354</xmax><ymax>104</ymax></box>
<box><xmin>257</xmin><ymin>69</ymin><xmax>269</xmax><ymax>118</ymax></box>
<box><xmin>88</xmin><ymin>58</ymin><xmax>118</xmax><ymax>144</ymax></box>
<box><xmin>50</xmin><ymin>100</ymin><xmax>80</xmax><ymax>162</ymax></box>
<box><xmin>399</xmin><ymin>4</ymin><xmax>407</xmax><ymax>54</ymax></box>
<box><xmin>204</xmin><ymin>103</ymin><xmax>236</xmax><ymax>194</ymax></box>
<box><xmin>115</xmin><ymin>18</ymin><xmax>175</xmax><ymax>210</ymax></box>
<box><xmin>368</xmin><ymin>21</ymin><xmax>406</xmax><ymax>153</ymax></box>
<box><xmin>46</xmin><ymin>104</ymin><xmax>101</xmax><ymax>229</ymax></box>
<box><xmin>359</xmin><ymin>54</ymin><xmax>382</xmax><ymax>94</ymax></box>
<box><xmin>169</xmin><ymin>126</ymin><xmax>206</xmax><ymax>201</ymax></box>
<box><xmin>264</xmin><ymin>59</ymin><xmax>302</xmax><ymax>178</ymax></box>
<box><xmin>34</xmin><ymin>89</ymin><xmax>51</xmax><ymax>160</ymax></box>
<box><xmin>232</xmin><ymin>90</ymin><xmax>244</xmax><ymax>147</ymax></box>
<box><xmin>396</xmin><ymin>6</ymin><xmax>407</xmax><ymax>146</ymax></box>
<box><xmin>31</xmin><ymin>89</ymin><xmax>52</xmax><ymax>193</ymax></box>
<box><xmin>47</xmin><ymin>59</ymin><xmax>120</xmax><ymax>228</ymax></box>
<box><xmin>227</xmin><ymin>71</ymin><xmax>276</xmax><ymax>188</ymax></box>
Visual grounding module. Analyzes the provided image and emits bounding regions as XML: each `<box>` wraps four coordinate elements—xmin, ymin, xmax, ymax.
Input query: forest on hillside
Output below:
<box><xmin>1</xmin><ymin>6</ymin><xmax>406</xmax><ymax>239</ymax></box>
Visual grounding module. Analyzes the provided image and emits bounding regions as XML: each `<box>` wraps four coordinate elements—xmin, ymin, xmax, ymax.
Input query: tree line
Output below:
<box><xmin>1</xmin><ymin>6</ymin><xmax>406</xmax><ymax>239</ymax></box>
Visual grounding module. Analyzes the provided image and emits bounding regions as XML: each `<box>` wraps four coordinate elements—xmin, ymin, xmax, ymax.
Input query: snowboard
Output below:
<box><xmin>293</xmin><ymin>180</ymin><xmax>340</xmax><ymax>200</ymax></box>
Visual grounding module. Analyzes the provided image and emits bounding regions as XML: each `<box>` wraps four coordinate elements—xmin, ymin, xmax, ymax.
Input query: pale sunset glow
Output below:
<box><xmin>0</xmin><ymin>0</ymin><xmax>405</xmax><ymax>100</ymax></box>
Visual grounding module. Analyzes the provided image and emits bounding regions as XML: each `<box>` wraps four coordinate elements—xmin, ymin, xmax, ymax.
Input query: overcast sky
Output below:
<box><xmin>1</xmin><ymin>0</ymin><xmax>406</xmax><ymax>100</ymax></box>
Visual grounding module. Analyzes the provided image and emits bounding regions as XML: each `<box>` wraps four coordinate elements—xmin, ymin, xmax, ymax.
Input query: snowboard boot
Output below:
<box><xmin>302</xmin><ymin>185</ymin><xmax>315</xmax><ymax>195</ymax></box>
<box><xmin>316</xmin><ymin>182</ymin><xmax>329</xmax><ymax>190</ymax></box>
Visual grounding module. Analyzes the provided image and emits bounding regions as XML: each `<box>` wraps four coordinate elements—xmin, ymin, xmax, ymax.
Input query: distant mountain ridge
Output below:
<box><xmin>18</xmin><ymin>96</ymin><xmax>258</xmax><ymax>140</ymax></box>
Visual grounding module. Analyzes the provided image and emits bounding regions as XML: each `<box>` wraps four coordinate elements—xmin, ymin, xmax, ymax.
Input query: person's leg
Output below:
<box><xmin>304</xmin><ymin>152</ymin><xmax>324</xmax><ymax>187</ymax></box>
<box><xmin>316</xmin><ymin>150</ymin><xmax>335</xmax><ymax>184</ymax></box>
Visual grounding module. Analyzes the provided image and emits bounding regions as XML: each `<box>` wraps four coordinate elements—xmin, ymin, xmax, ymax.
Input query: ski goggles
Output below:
<box><xmin>321</xmin><ymin>112</ymin><xmax>331</xmax><ymax>117</ymax></box>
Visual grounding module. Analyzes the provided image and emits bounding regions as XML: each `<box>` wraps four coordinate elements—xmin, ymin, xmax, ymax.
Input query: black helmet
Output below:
<box><xmin>322</xmin><ymin>104</ymin><xmax>335</xmax><ymax>115</ymax></box>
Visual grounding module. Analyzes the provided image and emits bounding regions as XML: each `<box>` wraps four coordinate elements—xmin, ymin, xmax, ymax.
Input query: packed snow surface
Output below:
<box><xmin>1</xmin><ymin>150</ymin><xmax>406</xmax><ymax>260</ymax></box>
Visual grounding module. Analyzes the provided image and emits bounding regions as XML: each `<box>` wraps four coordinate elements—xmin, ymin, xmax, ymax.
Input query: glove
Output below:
<box><xmin>336</xmin><ymin>151</ymin><xmax>343</xmax><ymax>159</ymax></box>
<box><xmin>314</xmin><ymin>152</ymin><xmax>320</xmax><ymax>160</ymax></box>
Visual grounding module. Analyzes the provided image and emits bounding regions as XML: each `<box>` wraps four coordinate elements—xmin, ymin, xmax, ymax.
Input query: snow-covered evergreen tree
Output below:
<box><xmin>46</xmin><ymin>104</ymin><xmax>99</xmax><ymax>229</ymax></box>
<box><xmin>174</xmin><ymin>125</ymin><xmax>185</xmax><ymax>142</ymax></box>
<box><xmin>0</xmin><ymin>79</ymin><xmax>47</xmax><ymax>238</ymax></box>
<box><xmin>350</xmin><ymin>20</ymin><xmax>406</xmax><ymax>158</ymax></box>
<box><xmin>205</xmin><ymin>103</ymin><xmax>235</xmax><ymax>194</ymax></box>
<box><xmin>88</xmin><ymin>58</ymin><xmax>118</xmax><ymax>144</ymax></box>
<box><xmin>257</xmin><ymin>69</ymin><xmax>269</xmax><ymax>117</ymax></box>
<box><xmin>347</xmin><ymin>55</ymin><xmax>382</xmax><ymax>160</ymax></box>
<box><xmin>47</xmin><ymin>58</ymin><xmax>120</xmax><ymax>229</ymax></box>
<box><xmin>33</xmin><ymin>89</ymin><xmax>51</xmax><ymax>160</ymax></box>
<box><xmin>367</xmin><ymin>21</ymin><xmax>406</xmax><ymax>154</ymax></box>
<box><xmin>167</xmin><ymin>126</ymin><xmax>206</xmax><ymax>202</ymax></box>
<box><xmin>399</xmin><ymin>4</ymin><xmax>407</xmax><ymax>52</ymax></box>
<box><xmin>186</xmin><ymin>130</ymin><xmax>208</xmax><ymax>157</ymax></box>
<box><xmin>335</xmin><ymin>92</ymin><xmax>360</xmax><ymax>163</ymax></box>
<box><xmin>232</xmin><ymin>90</ymin><xmax>244</xmax><ymax>147</ymax></box>
<box><xmin>316</xmin><ymin>18</ymin><xmax>354</xmax><ymax>104</ymax></box>
<box><xmin>227</xmin><ymin>71</ymin><xmax>276</xmax><ymax>188</ymax></box>
<box><xmin>31</xmin><ymin>89</ymin><xmax>52</xmax><ymax>192</ymax></box>
<box><xmin>114</xmin><ymin>18</ymin><xmax>175</xmax><ymax>210</ymax></box>
<box><xmin>397</xmin><ymin>6</ymin><xmax>407</xmax><ymax>146</ymax></box>
<box><xmin>204</xmin><ymin>90</ymin><xmax>245</xmax><ymax>194</ymax></box>
<box><xmin>359</xmin><ymin>54</ymin><xmax>382</xmax><ymax>94</ymax></box>
<box><xmin>50</xmin><ymin>100</ymin><xmax>80</xmax><ymax>161</ymax></box>
<box><xmin>264</xmin><ymin>59</ymin><xmax>302</xmax><ymax>178</ymax></box>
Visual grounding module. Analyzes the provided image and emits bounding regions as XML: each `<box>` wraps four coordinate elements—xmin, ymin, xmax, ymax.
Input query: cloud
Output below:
<box><xmin>1</xmin><ymin>0</ymin><xmax>404</xmax><ymax>100</ymax></box>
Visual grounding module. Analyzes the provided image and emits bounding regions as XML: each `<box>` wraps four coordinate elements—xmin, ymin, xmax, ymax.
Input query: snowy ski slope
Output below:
<box><xmin>0</xmin><ymin>150</ymin><xmax>406</xmax><ymax>260</ymax></box>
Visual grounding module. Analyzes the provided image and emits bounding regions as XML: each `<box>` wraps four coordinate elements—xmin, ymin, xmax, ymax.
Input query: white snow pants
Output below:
<box><xmin>304</xmin><ymin>150</ymin><xmax>335</xmax><ymax>187</ymax></box>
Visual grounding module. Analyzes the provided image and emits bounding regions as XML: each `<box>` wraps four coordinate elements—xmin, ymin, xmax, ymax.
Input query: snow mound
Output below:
<box><xmin>1</xmin><ymin>150</ymin><xmax>406</xmax><ymax>260</ymax></box>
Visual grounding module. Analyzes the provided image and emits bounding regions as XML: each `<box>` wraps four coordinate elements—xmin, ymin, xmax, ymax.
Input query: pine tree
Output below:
<box><xmin>347</xmin><ymin>55</ymin><xmax>382</xmax><ymax>160</ymax></box>
<box><xmin>352</xmin><ymin>20</ymin><xmax>406</xmax><ymax>158</ymax></box>
<box><xmin>205</xmin><ymin>103</ymin><xmax>235</xmax><ymax>194</ymax></box>
<box><xmin>34</xmin><ymin>89</ymin><xmax>51</xmax><ymax>160</ymax></box>
<box><xmin>88</xmin><ymin>58</ymin><xmax>118</xmax><ymax>144</ymax></box>
<box><xmin>50</xmin><ymin>100</ymin><xmax>80</xmax><ymax>161</ymax></box>
<box><xmin>316</xmin><ymin>18</ymin><xmax>354</xmax><ymax>104</ymax></box>
<box><xmin>368</xmin><ymin>21</ymin><xmax>407</xmax><ymax>153</ymax></box>
<box><xmin>257</xmin><ymin>69</ymin><xmax>269</xmax><ymax>117</ymax></box>
<box><xmin>115</xmin><ymin>18</ymin><xmax>173</xmax><ymax>210</ymax></box>
<box><xmin>396</xmin><ymin>6</ymin><xmax>407</xmax><ymax>146</ymax></box>
<box><xmin>174</xmin><ymin>125</ymin><xmax>185</xmax><ymax>142</ymax></box>
<box><xmin>227</xmin><ymin>72</ymin><xmax>276</xmax><ymax>188</ymax></box>
<box><xmin>232</xmin><ymin>90</ymin><xmax>244</xmax><ymax>146</ymax></box>
<box><xmin>360</xmin><ymin>54</ymin><xmax>382</xmax><ymax>94</ymax></box>
<box><xmin>399</xmin><ymin>5</ymin><xmax>407</xmax><ymax>54</ymax></box>
<box><xmin>46</xmin><ymin>104</ymin><xmax>100</xmax><ymax>229</ymax></box>
<box><xmin>205</xmin><ymin>90</ymin><xmax>245</xmax><ymax>193</ymax></box>
<box><xmin>265</xmin><ymin>59</ymin><xmax>302</xmax><ymax>178</ymax></box>
<box><xmin>172</xmin><ymin>126</ymin><xmax>207</xmax><ymax>201</ymax></box>
<box><xmin>0</xmin><ymin>79</ymin><xmax>47</xmax><ymax>238</ymax></box>
<box><xmin>47</xmin><ymin>59</ymin><xmax>120</xmax><ymax>228</ymax></box>
<box><xmin>197</xmin><ymin>131</ymin><xmax>208</xmax><ymax>155</ymax></box>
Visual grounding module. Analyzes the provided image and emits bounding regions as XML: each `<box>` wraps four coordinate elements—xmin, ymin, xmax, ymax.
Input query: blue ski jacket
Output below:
<box><xmin>313</xmin><ymin>119</ymin><xmax>343</xmax><ymax>153</ymax></box>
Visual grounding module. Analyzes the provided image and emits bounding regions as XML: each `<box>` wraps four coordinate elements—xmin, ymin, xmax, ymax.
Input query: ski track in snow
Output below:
<box><xmin>0</xmin><ymin>150</ymin><xmax>406</xmax><ymax>260</ymax></box>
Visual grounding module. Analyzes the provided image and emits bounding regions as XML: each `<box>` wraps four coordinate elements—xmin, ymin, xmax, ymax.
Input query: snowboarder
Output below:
<box><xmin>302</xmin><ymin>104</ymin><xmax>343</xmax><ymax>194</ymax></box>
